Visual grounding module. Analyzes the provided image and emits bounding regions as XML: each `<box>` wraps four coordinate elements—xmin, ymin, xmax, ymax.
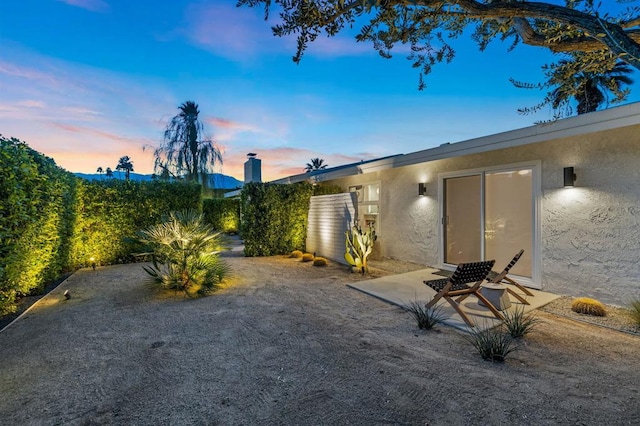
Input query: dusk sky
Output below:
<box><xmin>2</xmin><ymin>1</ymin><xmax>639</xmax><ymax>182</ymax></box>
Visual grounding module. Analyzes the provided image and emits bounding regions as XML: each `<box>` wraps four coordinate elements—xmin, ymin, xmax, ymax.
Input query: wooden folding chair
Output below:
<box><xmin>424</xmin><ymin>260</ymin><xmax>502</xmax><ymax>327</ymax></box>
<box><xmin>486</xmin><ymin>249</ymin><xmax>533</xmax><ymax>305</ymax></box>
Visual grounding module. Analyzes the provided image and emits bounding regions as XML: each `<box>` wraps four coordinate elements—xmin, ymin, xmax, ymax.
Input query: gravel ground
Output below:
<box><xmin>1</xmin><ymin>253</ymin><xmax>639</xmax><ymax>425</ymax></box>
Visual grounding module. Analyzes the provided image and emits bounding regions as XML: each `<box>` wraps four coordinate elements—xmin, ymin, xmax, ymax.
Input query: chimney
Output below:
<box><xmin>244</xmin><ymin>153</ymin><xmax>262</xmax><ymax>183</ymax></box>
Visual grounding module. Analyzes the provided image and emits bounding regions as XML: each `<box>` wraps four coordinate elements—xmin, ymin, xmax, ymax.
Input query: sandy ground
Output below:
<box><xmin>1</xmin><ymin>251</ymin><xmax>639</xmax><ymax>425</ymax></box>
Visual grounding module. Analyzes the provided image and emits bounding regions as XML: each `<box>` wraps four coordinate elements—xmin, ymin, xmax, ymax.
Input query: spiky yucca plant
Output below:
<box><xmin>502</xmin><ymin>306</ymin><xmax>541</xmax><ymax>338</ymax></box>
<box><xmin>138</xmin><ymin>210</ymin><xmax>230</xmax><ymax>297</ymax></box>
<box><xmin>466</xmin><ymin>325</ymin><xmax>516</xmax><ymax>362</ymax></box>
<box><xmin>404</xmin><ymin>301</ymin><xmax>445</xmax><ymax>330</ymax></box>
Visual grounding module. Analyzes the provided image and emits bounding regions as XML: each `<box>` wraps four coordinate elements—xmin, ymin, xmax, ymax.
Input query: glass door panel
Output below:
<box><xmin>444</xmin><ymin>175</ymin><xmax>481</xmax><ymax>264</ymax></box>
<box><xmin>485</xmin><ymin>169</ymin><xmax>532</xmax><ymax>277</ymax></box>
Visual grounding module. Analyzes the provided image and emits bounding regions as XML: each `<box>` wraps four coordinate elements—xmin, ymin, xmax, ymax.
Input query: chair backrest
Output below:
<box><xmin>492</xmin><ymin>249</ymin><xmax>524</xmax><ymax>282</ymax></box>
<box><xmin>450</xmin><ymin>260</ymin><xmax>496</xmax><ymax>287</ymax></box>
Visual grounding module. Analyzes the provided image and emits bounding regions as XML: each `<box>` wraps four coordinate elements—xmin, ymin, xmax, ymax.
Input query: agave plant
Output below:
<box><xmin>344</xmin><ymin>221</ymin><xmax>377</xmax><ymax>274</ymax></box>
<box><xmin>138</xmin><ymin>210</ymin><xmax>230</xmax><ymax>297</ymax></box>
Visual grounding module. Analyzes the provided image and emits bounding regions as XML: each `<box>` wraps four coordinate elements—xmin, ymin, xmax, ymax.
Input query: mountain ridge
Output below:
<box><xmin>74</xmin><ymin>172</ymin><xmax>243</xmax><ymax>189</ymax></box>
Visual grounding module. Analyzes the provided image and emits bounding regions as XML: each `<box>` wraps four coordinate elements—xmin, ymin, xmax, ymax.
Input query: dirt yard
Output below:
<box><xmin>1</xmin><ymin>252</ymin><xmax>639</xmax><ymax>425</ymax></box>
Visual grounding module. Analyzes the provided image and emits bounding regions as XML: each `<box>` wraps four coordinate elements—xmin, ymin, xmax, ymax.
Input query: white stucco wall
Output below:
<box><xmin>324</xmin><ymin>124</ymin><xmax>640</xmax><ymax>306</ymax></box>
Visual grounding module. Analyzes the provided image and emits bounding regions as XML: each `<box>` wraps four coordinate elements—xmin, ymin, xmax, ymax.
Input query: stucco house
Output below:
<box><xmin>273</xmin><ymin>102</ymin><xmax>640</xmax><ymax>306</ymax></box>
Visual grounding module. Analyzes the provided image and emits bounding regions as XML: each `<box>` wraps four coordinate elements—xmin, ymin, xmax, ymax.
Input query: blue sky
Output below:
<box><xmin>1</xmin><ymin>0</ymin><xmax>639</xmax><ymax>181</ymax></box>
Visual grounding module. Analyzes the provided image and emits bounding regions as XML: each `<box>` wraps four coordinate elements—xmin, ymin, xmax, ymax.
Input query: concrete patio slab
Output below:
<box><xmin>347</xmin><ymin>268</ymin><xmax>559</xmax><ymax>332</ymax></box>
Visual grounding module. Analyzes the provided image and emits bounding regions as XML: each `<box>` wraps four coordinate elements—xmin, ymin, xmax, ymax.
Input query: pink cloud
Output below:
<box><xmin>17</xmin><ymin>100</ymin><xmax>46</xmax><ymax>108</ymax></box>
<box><xmin>0</xmin><ymin>61</ymin><xmax>60</xmax><ymax>87</ymax></box>
<box><xmin>207</xmin><ymin>117</ymin><xmax>258</xmax><ymax>133</ymax></box>
<box><xmin>57</xmin><ymin>0</ymin><xmax>109</xmax><ymax>13</ymax></box>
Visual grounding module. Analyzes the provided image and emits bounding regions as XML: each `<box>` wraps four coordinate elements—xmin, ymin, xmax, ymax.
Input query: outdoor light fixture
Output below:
<box><xmin>418</xmin><ymin>182</ymin><xmax>427</xmax><ymax>196</ymax></box>
<box><xmin>563</xmin><ymin>167</ymin><xmax>576</xmax><ymax>187</ymax></box>
<box><xmin>90</xmin><ymin>256</ymin><xmax>96</xmax><ymax>271</ymax></box>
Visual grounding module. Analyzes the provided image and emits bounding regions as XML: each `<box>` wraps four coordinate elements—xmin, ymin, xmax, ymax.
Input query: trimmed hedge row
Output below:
<box><xmin>0</xmin><ymin>135</ymin><xmax>202</xmax><ymax>314</ymax></box>
<box><xmin>203</xmin><ymin>198</ymin><xmax>240</xmax><ymax>233</ymax></box>
<box><xmin>240</xmin><ymin>182</ymin><xmax>342</xmax><ymax>256</ymax></box>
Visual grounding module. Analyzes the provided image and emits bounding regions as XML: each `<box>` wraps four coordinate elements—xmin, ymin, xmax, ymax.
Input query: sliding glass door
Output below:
<box><xmin>442</xmin><ymin>167</ymin><xmax>534</xmax><ymax>278</ymax></box>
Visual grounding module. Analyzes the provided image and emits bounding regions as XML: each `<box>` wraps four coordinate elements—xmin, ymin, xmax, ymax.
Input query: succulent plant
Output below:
<box><xmin>344</xmin><ymin>221</ymin><xmax>377</xmax><ymax>274</ymax></box>
<box><xmin>571</xmin><ymin>297</ymin><xmax>606</xmax><ymax>317</ymax></box>
<box><xmin>290</xmin><ymin>250</ymin><xmax>303</xmax><ymax>258</ymax></box>
<box><xmin>302</xmin><ymin>253</ymin><xmax>314</xmax><ymax>262</ymax></box>
<box><xmin>313</xmin><ymin>257</ymin><xmax>327</xmax><ymax>267</ymax></box>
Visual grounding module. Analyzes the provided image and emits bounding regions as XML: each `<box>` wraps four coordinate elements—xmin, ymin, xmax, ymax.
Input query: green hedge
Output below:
<box><xmin>240</xmin><ymin>182</ymin><xmax>344</xmax><ymax>256</ymax></box>
<box><xmin>0</xmin><ymin>135</ymin><xmax>202</xmax><ymax>314</ymax></box>
<box><xmin>203</xmin><ymin>198</ymin><xmax>240</xmax><ymax>233</ymax></box>
<box><xmin>1</xmin><ymin>136</ymin><xmax>77</xmax><ymax>313</ymax></box>
<box><xmin>68</xmin><ymin>179</ymin><xmax>202</xmax><ymax>268</ymax></box>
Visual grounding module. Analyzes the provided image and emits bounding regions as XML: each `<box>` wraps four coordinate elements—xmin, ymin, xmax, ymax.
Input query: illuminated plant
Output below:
<box><xmin>138</xmin><ymin>210</ymin><xmax>230</xmax><ymax>297</ymax></box>
<box><xmin>344</xmin><ymin>221</ymin><xmax>377</xmax><ymax>274</ymax></box>
<box><xmin>313</xmin><ymin>257</ymin><xmax>327</xmax><ymax>267</ymax></box>
<box><xmin>571</xmin><ymin>297</ymin><xmax>606</xmax><ymax>317</ymax></box>
<box><xmin>290</xmin><ymin>250</ymin><xmax>303</xmax><ymax>259</ymax></box>
<box><xmin>302</xmin><ymin>253</ymin><xmax>314</xmax><ymax>262</ymax></box>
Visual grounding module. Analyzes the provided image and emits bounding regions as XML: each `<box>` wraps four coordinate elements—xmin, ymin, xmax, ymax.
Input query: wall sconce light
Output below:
<box><xmin>418</xmin><ymin>182</ymin><xmax>427</xmax><ymax>196</ymax></box>
<box><xmin>563</xmin><ymin>167</ymin><xmax>576</xmax><ymax>187</ymax></box>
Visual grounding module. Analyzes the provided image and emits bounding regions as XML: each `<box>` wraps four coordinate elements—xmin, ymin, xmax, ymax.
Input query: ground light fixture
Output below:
<box><xmin>418</xmin><ymin>182</ymin><xmax>427</xmax><ymax>196</ymax></box>
<box><xmin>90</xmin><ymin>257</ymin><xmax>96</xmax><ymax>270</ymax></box>
<box><xmin>563</xmin><ymin>167</ymin><xmax>576</xmax><ymax>187</ymax></box>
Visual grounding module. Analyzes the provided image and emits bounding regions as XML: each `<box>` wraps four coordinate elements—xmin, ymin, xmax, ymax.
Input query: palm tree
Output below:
<box><xmin>512</xmin><ymin>53</ymin><xmax>634</xmax><ymax>120</ymax></box>
<box><xmin>304</xmin><ymin>158</ymin><xmax>327</xmax><ymax>173</ymax></box>
<box><xmin>116</xmin><ymin>156</ymin><xmax>134</xmax><ymax>181</ymax></box>
<box><xmin>105</xmin><ymin>167</ymin><xmax>114</xmax><ymax>178</ymax></box>
<box><xmin>151</xmin><ymin>101</ymin><xmax>222</xmax><ymax>187</ymax></box>
<box><xmin>96</xmin><ymin>166</ymin><xmax>103</xmax><ymax>180</ymax></box>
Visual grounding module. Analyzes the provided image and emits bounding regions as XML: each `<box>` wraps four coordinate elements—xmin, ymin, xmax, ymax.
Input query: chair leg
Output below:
<box><xmin>507</xmin><ymin>287</ymin><xmax>530</xmax><ymax>305</ymax></box>
<box><xmin>444</xmin><ymin>295</ymin><xmax>475</xmax><ymax>327</ymax></box>
<box><xmin>473</xmin><ymin>291</ymin><xmax>505</xmax><ymax>321</ymax></box>
<box><xmin>505</xmin><ymin>276</ymin><xmax>534</xmax><ymax>297</ymax></box>
<box><xmin>426</xmin><ymin>290</ymin><xmax>445</xmax><ymax>309</ymax></box>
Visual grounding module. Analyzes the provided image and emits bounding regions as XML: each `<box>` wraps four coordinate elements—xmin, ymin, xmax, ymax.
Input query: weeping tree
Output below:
<box><xmin>512</xmin><ymin>53</ymin><xmax>634</xmax><ymax>119</ymax></box>
<box><xmin>239</xmin><ymin>1</ymin><xmax>640</xmax><ymax>92</ymax></box>
<box><xmin>152</xmin><ymin>101</ymin><xmax>222</xmax><ymax>187</ymax></box>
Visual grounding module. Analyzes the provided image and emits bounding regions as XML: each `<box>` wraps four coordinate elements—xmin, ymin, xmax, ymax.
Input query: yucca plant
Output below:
<box><xmin>502</xmin><ymin>306</ymin><xmax>542</xmax><ymax>338</ymax></box>
<box><xmin>138</xmin><ymin>210</ymin><xmax>230</xmax><ymax>297</ymax></box>
<box><xmin>404</xmin><ymin>301</ymin><xmax>445</xmax><ymax>330</ymax></box>
<box><xmin>465</xmin><ymin>325</ymin><xmax>516</xmax><ymax>362</ymax></box>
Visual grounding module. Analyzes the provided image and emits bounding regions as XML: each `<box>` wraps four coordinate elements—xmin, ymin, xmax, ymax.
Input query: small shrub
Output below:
<box><xmin>138</xmin><ymin>210</ymin><xmax>230</xmax><ymax>297</ymax></box>
<box><xmin>313</xmin><ymin>257</ymin><xmax>327</xmax><ymax>267</ymax></box>
<box><xmin>302</xmin><ymin>253</ymin><xmax>314</xmax><ymax>262</ymax></box>
<box><xmin>465</xmin><ymin>325</ymin><xmax>516</xmax><ymax>362</ymax></box>
<box><xmin>571</xmin><ymin>297</ymin><xmax>606</xmax><ymax>317</ymax></box>
<box><xmin>502</xmin><ymin>306</ymin><xmax>541</xmax><ymax>338</ymax></box>
<box><xmin>290</xmin><ymin>250</ymin><xmax>303</xmax><ymax>258</ymax></box>
<box><xmin>404</xmin><ymin>301</ymin><xmax>445</xmax><ymax>330</ymax></box>
<box><xmin>629</xmin><ymin>299</ymin><xmax>640</xmax><ymax>326</ymax></box>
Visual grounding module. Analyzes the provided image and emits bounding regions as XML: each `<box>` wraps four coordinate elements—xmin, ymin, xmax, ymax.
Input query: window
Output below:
<box><xmin>440</xmin><ymin>164</ymin><xmax>538</xmax><ymax>283</ymax></box>
<box><xmin>350</xmin><ymin>182</ymin><xmax>380</xmax><ymax>230</ymax></box>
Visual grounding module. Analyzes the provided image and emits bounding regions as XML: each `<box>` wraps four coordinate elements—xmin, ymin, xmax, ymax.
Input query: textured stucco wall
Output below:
<box><xmin>327</xmin><ymin>124</ymin><xmax>640</xmax><ymax>305</ymax></box>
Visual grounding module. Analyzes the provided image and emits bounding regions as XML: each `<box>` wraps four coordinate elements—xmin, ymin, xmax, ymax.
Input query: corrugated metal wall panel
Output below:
<box><xmin>306</xmin><ymin>193</ymin><xmax>357</xmax><ymax>264</ymax></box>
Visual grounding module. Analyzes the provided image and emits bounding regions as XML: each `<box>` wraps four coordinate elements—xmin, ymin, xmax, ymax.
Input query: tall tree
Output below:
<box><xmin>96</xmin><ymin>166</ymin><xmax>103</xmax><ymax>180</ymax></box>
<box><xmin>512</xmin><ymin>53</ymin><xmax>634</xmax><ymax>119</ymax></box>
<box><xmin>116</xmin><ymin>156</ymin><xmax>134</xmax><ymax>181</ymax></box>
<box><xmin>305</xmin><ymin>158</ymin><xmax>328</xmax><ymax>172</ymax></box>
<box><xmin>239</xmin><ymin>1</ymin><xmax>640</xmax><ymax>89</ymax></box>
<box><xmin>151</xmin><ymin>101</ymin><xmax>222</xmax><ymax>186</ymax></box>
<box><xmin>105</xmin><ymin>167</ymin><xmax>114</xmax><ymax>179</ymax></box>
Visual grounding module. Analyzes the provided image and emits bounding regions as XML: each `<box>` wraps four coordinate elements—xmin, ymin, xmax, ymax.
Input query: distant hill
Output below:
<box><xmin>74</xmin><ymin>172</ymin><xmax>243</xmax><ymax>189</ymax></box>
